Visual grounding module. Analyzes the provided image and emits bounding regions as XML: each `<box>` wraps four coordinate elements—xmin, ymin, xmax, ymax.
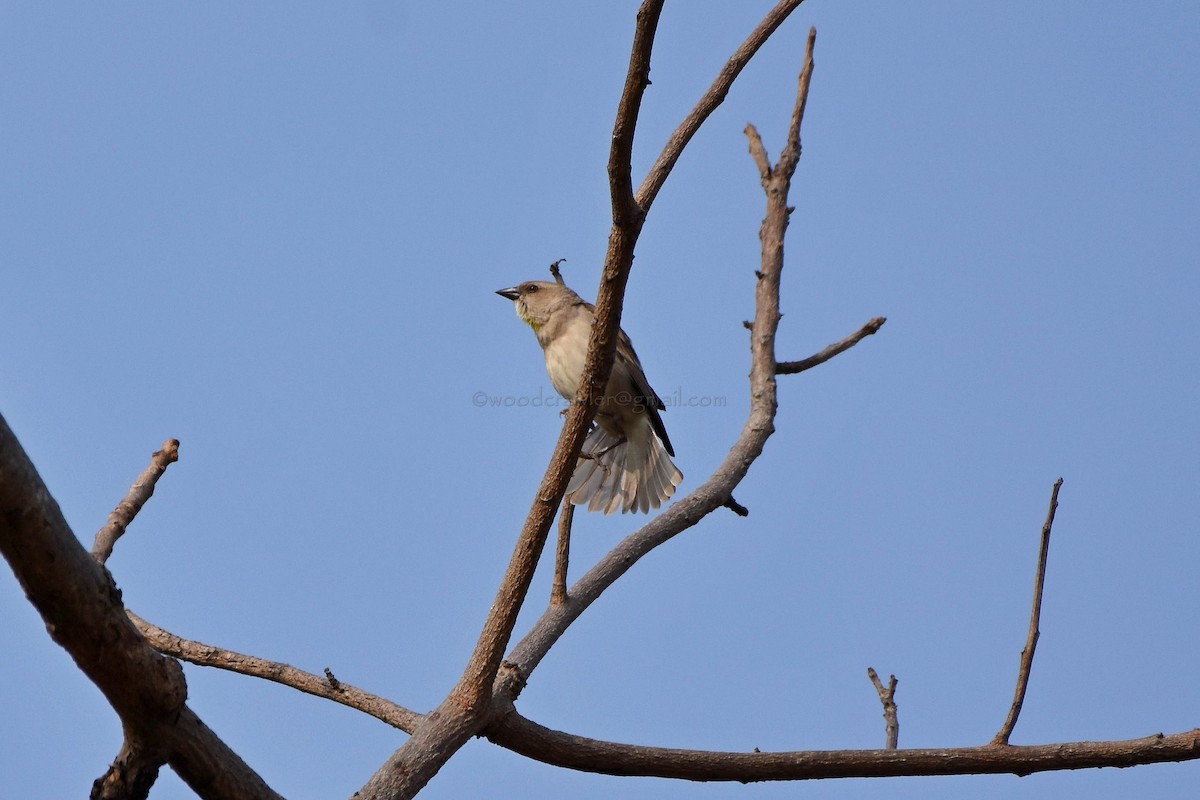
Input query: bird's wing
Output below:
<box><xmin>580</xmin><ymin>300</ymin><xmax>675</xmax><ymax>456</ymax></box>
<box><xmin>616</xmin><ymin>329</ymin><xmax>675</xmax><ymax>457</ymax></box>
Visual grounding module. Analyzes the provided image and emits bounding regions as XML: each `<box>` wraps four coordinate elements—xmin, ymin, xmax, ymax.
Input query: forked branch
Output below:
<box><xmin>867</xmin><ymin>668</ymin><xmax>900</xmax><ymax>749</ymax></box>
<box><xmin>11</xmin><ymin>4</ymin><xmax>1188</xmax><ymax>797</ymax></box>
<box><xmin>355</xmin><ymin>3</ymin><xmax>669</xmax><ymax>798</ymax></box>
<box><xmin>500</xmin><ymin>22</ymin><xmax>823</xmax><ymax>700</ymax></box>
<box><xmin>638</xmin><ymin>0</ymin><xmax>809</xmax><ymax>210</ymax></box>
<box><xmin>0</xmin><ymin>417</ymin><xmax>281</xmax><ymax>800</ymax></box>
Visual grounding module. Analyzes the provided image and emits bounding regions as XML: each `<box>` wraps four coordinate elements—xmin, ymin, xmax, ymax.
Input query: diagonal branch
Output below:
<box><xmin>450</xmin><ymin>0</ymin><xmax>663</xmax><ymax>716</ymax></box>
<box><xmin>992</xmin><ymin>478</ymin><xmax>1064</xmax><ymax>746</ymax></box>
<box><xmin>356</xmin><ymin>5</ymin><xmax>667</xmax><ymax>799</ymax></box>
<box><xmin>129</xmin><ymin>611</ymin><xmax>422</xmax><ymax>732</ymax></box>
<box><xmin>637</xmin><ymin>0</ymin><xmax>809</xmax><ymax>211</ymax></box>
<box><xmin>0</xmin><ymin>416</ymin><xmax>281</xmax><ymax>800</ymax></box>
<box><xmin>776</xmin><ymin>317</ymin><xmax>887</xmax><ymax>375</ymax></box>
<box><xmin>92</xmin><ymin>439</ymin><xmax>179</xmax><ymax>564</ymax></box>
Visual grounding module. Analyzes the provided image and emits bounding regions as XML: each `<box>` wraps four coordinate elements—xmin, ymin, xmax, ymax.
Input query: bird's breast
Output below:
<box><xmin>542</xmin><ymin>318</ymin><xmax>590</xmax><ymax>401</ymax></box>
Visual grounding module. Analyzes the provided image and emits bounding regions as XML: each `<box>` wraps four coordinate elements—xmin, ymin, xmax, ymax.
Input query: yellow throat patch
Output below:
<box><xmin>516</xmin><ymin>304</ymin><xmax>542</xmax><ymax>332</ymax></box>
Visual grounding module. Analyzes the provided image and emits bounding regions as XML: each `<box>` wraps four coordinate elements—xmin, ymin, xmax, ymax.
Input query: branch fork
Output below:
<box><xmin>4</xmin><ymin>3</ymin><xmax>1190</xmax><ymax>798</ymax></box>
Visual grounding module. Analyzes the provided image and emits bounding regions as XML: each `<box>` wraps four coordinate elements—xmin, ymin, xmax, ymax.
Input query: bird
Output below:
<box><xmin>496</xmin><ymin>280</ymin><xmax>683</xmax><ymax>514</ymax></box>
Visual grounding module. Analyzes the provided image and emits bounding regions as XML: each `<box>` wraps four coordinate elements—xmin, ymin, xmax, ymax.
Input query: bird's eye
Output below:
<box><xmin>525</xmin><ymin>283</ymin><xmax>538</xmax><ymax>293</ymax></box>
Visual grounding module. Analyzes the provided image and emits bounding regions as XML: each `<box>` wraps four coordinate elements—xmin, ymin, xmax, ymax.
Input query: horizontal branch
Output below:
<box><xmin>775</xmin><ymin>317</ymin><xmax>886</xmax><ymax>375</ymax></box>
<box><xmin>489</xmin><ymin>711</ymin><xmax>1200</xmax><ymax>782</ymax></box>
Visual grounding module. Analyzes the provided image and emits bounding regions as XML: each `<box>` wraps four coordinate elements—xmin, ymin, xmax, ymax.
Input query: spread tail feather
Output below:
<box><xmin>565</xmin><ymin>425</ymin><xmax>683</xmax><ymax>514</ymax></box>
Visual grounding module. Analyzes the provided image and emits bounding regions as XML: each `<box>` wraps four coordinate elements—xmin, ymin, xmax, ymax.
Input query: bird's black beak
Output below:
<box><xmin>496</xmin><ymin>287</ymin><xmax>520</xmax><ymax>301</ymax></box>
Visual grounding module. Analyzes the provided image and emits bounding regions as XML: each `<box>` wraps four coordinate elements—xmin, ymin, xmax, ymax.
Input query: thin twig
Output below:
<box><xmin>779</xmin><ymin>28</ymin><xmax>817</xmax><ymax>175</ymax></box>
<box><xmin>552</xmin><ymin>503</ymin><xmax>574</xmax><ymax>605</ymax></box>
<box><xmin>991</xmin><ymin>478</ymin><xmax>1064</xmax><ymax>746</ymax></box>
<box><xmin>92</xmin><ymin>439</ymin><xmax>180</xmax><ymax>564</ymax></box>
<box><xmin>746</xmin><ymin>124</ymin><xmax>772</xmax><ymax>181</ymax></box>
<box><xmin>867</xmin><ymin>667</ymin><xmax>899</xmax><ymax>749</ymax></box>
<box><xmin>549</xmin><ymin>259</ymin><xmax>567</xmax><ymax>285</ymax></box>
<box><xmin>776</xmin><ymin>317</ymin><xmax>887</xmax><ymax>375</ymax></box>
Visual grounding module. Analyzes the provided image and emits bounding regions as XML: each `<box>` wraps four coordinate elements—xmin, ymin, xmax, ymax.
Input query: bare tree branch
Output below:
<box><xmin>776</xmin><ymin>317</ymin><xmax>887</xmax><ymax>375</ymax></box>
<box><xmin>11</xmin><ymin>4</ymin><xmax>1187</xmax><ymax>796</ymax></box>
<box><xmin>356</xmin><ymin>4</ymin><xmax>669</xmax><ymax>798</ymax></box>
<box><xmin>637</xmin><ymin>0</ymin><xmax>809</xmax><ymax>211</ymax></box>
<box><xmin>747</xmin><ymin>125</ymin><xmax>773</xmax><ymax>181</ymax></box>
<box><xmin>501</xmin><ymin>24</ymin><xmax>820</xmax><ymax>700</ymax></box>
<box><xmin>129</xmin><ymin>611</ymin><xmax>422</xmax><ymax>732</ymax></box>
<box><xmin>609</xmin><ymin>1</ymin><xmax>660</xmax><ymax>226</ymax></box>
<box><xmin>552</xmin><ymin>503</ymin><xmax>574</xmax><ymax>606</ymax></box>
<box><xmin>0</xmin><ymin>415</ymin><xmax>282</xmax><ymax>800</ymax></box>
<box><xmin>91</xmin><ymin>439</ymin><xmax>179</xmax><ymax>564</ymax></box>
<box><xmin>488</xmin><ymin>710</ymin><xmax>1200</xmax><ymax>781</ymax></box>
<box><xmin>88</xmin><ymin>439</ymin><xmax>181</xmax><ymax>799</ymax></box>
<box><xmin>867</xmin><ymin>667</ymin><xmax>899</xmax><ymax>749</ymax></box>
<box><xmin>778</xmin><ymin>28</ymin><xmax>816</xmax><ymax>176</ymax></box>
<box><xmin>992</xmin><ymin>478</ymin><xmax>1064</xmax><ymax>746</ymax></box>
<box><xmin>91</xmin><ymin>738</ymin><xmax>161</xmax><ymax>800</ymax></box>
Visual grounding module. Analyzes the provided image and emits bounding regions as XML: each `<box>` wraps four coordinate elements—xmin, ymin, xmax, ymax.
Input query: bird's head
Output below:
<box><xmin>496</xmin><ymin>280</ymin><xmax>578</xmax><ymax>332</ymax></box>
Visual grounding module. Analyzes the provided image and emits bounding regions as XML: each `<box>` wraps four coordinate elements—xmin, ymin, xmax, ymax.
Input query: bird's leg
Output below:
<box><xmin>585</xmin><ymin>413</ymin><xmax>627</xmax><ymax>459</ymax></box>
<box><xmin>588</xmin><ymin>435</ymin><xmax>626</xmax><ymax>459</ymax></box>
<box><xmin>575</xmin><ymin>449</ymin><xmax>614</xmax><ymax>481</ymax></box>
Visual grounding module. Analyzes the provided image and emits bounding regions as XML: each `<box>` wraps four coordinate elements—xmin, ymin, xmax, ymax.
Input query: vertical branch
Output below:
<box><xmin>552</xmin><ymin>504</ymin><xmax>574</xmax><ymax>606</ymax></box>
<box><xmin>608</xmin><ymin>0</ymin><xmax>663</xmax><ymax>227</ymax></box>
<box><xmin>991</xmin><ymin>478</ymin><xmax>1064</xmax><ymax>746</ymax></box>
<box><xmin>743</xmin><ymin>25</ymin><xmax>816</xmax><ymax>413</ymax></box>
<box><xmin>867</xmin><ymin>668</ymin><xmax>900</xmax><ymax>749</ymax></box>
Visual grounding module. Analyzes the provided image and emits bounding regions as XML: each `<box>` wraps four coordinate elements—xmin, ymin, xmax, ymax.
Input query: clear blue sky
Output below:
<box><xmin>2</xmin><ymin>2</ymin><xmax>1198</xmax><ymax>798</ymax></box>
